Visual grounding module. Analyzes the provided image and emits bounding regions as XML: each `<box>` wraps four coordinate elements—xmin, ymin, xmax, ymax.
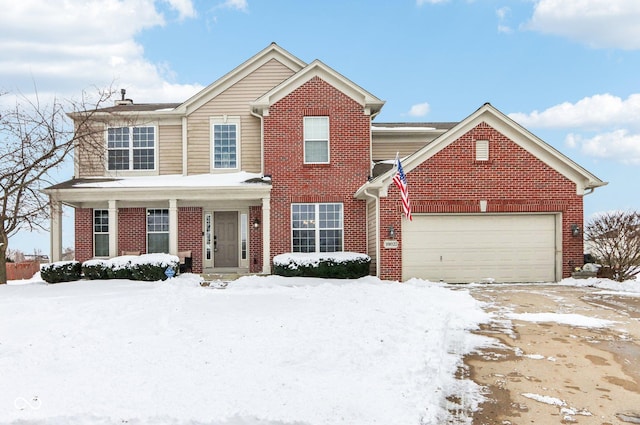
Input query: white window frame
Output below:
<box><xmin>146</xmin><ymin>208</ymin><xmax>169</xmax><ymax>254</ymax></box>
<box><xmin>475</xmin><ymin>139</ymin><xmax>489</xmax><ymax>161</ymax></box>
<box><xmin>291</xmin><ymin>203</ymin><xmax>343</xmax><ymax>253</ymax></box>
<box><xmin>211</xmin><ymin>116</ymin><xmax>241</xmax><ymax>170</ymax></box>
<box><xmin>106</xmin><ymin>125</ymin><xmax>158</xmax><ymax>172</ymax></box>
<box><xmin>93</xmin><ymin>209</ymin><xmax>109</xmax><ymax>257</ymax></box>
<box><xmin>303</xmin><ymin>116</ymin><xmax>330</xmax><ymax>164</ymax></box>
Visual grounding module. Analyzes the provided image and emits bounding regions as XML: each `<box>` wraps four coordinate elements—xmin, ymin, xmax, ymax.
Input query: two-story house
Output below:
<box><xmin>45</xmin><ymin>43</ymin><xmax>606</xmax><ymax>283</ymax></box>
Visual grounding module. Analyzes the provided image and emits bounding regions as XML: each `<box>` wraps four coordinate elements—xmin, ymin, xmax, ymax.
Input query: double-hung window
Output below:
<box><xmin>292</xmin><ymin>203</ymin><xmax>343</xmax><ymax>252</ymax></box>
<box><xmin>304</xmin><ymin>117</ymin><xmax>329</xmax><ymax>163</ymax></box>
<box><xmin>107</xmin><ymin>126</ymin><xmax>155</xmax><ymax>170</ymax></box>
<box><xmin>213</xmin><ymin>123</ymin><xmax>238</xmax><ymax>169</ymax></box>
<box><xmin>147</xmin><ymin>209</ymin><xmax>169</xmax><ymax>253</ymax></box>
<box><xmin>94</xmin><ymin>210</ymin><xmax>109</xmax><ymax>257</ymax></box>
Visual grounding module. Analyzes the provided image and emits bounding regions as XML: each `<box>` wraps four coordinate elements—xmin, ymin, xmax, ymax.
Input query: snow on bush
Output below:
<box><xmin>273</xmin><ymin>252</ymin><xmax>371</xmax><ymax>278</ymax></box>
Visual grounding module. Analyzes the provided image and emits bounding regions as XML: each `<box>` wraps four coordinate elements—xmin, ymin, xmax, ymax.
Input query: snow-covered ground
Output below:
<box><xmin>1</xmin><ymin>274</ymin><xmax>493</xmax><ymax>425</ymax></box>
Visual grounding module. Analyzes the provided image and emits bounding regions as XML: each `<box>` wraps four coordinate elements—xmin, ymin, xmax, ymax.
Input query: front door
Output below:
<box><xmin>214</xmin><ymin>211</ymin><xmax>238</xmax><ymax>268</ymax></box>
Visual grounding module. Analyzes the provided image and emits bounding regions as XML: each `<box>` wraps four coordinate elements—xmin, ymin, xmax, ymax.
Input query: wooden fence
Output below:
<box><xmin>7</xmin><ymin>261</ymin><xmax>40</xmax><ymax>281</ymax></box>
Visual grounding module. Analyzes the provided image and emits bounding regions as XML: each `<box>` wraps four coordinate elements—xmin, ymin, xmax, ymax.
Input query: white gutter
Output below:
<box><xmin>250</xmin><ymin>108</ymin><xmax>265</xmax><ymax>175</ymax></box>
<box><xmin>182</xmin><ymin>116</ymin><xmax>188</xmax><ymax>176</ymax></box>
<box><xmin>363</xmin><ymin>188</ymin><xmax>380</xmax><ymax>278</ymax></box>
<box><xmin>364</xmin><ymin>109</ymin><xmax>382</xmax><ymax>278</ymax></box>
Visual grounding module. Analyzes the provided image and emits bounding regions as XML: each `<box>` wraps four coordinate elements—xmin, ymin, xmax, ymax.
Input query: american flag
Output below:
<box><xmin>393</xmin><ymin>157</ymin><xmax>412</xmax><ymax>221</ymax></box>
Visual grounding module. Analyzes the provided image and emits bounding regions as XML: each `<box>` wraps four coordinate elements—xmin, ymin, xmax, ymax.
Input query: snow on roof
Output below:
<box><xmin>72</xmin><ymin>172</ymin><xmax>266</xmax><ymax>188</ymax></box>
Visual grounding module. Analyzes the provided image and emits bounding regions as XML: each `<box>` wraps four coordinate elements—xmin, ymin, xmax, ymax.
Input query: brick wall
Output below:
<box><xmin>178</xmin><ymin>207</ymin><xmax>202</xmax><ymax>273</ymax></box>
<box><xmin>118</xmin><ymin>208</ymin><xmax>147</xmax><ymax>255</ymax></box>
<box><xmin>249</xmin><ymin>206</ymin><xmax>263</xmax><ymax>273</ymax></box>
<box><xmin>75</xmin><ymin>208</ymin><xmax>93</xmax><ymax>263</ymax></box>
<box><xmin>380</xmin><ymin>122</ymin><xmax>584</xmax><ymax>281</ymax></box>
<box><xmin>263</xmin><ymin>76</ymin><xmax>370</xmax><ymax>264</ymax></box>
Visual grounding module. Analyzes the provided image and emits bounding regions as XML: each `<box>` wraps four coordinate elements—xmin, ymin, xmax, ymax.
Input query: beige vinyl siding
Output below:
<box><xmin>372</xmin><ymin>132</ymin><xmax>440</xmax><ymax>162</ymax></box>
<box><xmin>158</xmin><ymin>125</ymin><xmax>182</xmax><ymax>175</ymax></box>
<box><xmin>367</xmin><ymin>200</ymin><xmax>377</xmax><ymax>275</ymax></box>
<box><xmin>77</xmin><ymin>124</ymin><xmax>106</xmax><ymax>177</ymax></box>
<box><xmin>187</xmin><ymin>59</ymin><xmax>295</xmax><ymax>174</ymax></box>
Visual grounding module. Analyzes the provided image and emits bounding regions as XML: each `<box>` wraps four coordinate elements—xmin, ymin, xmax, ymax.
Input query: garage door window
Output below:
<box><xmin>291</xmin><ymin>203</ymin><xmax>343</xmax><ymax>252</ymax></box>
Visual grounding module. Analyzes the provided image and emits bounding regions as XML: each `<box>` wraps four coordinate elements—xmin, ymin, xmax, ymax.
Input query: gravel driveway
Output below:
<box><xmin>461</xmin><ymin>284</ymin><xmax>640</xmax><ymax>424</ymax></box>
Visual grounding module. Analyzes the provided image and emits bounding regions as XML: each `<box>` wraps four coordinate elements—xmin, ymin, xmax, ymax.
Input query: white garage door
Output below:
<box><xmin>402</xmin><ymin>214</ymin><xmax>557</xmax><ymax>283</ymax></box>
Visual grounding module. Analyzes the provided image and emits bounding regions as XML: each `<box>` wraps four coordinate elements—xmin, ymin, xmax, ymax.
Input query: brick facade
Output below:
<box><xmin>178</xmin><ymin>207</ymin><xmax>203</xmax><ymax>273</ymax></box>
<box><xmin>75</xmin><ymin>208</ymin><xmax>93</xmax><ymax>263</ymax></box>
<box><xmin>249</xmin><ymin>206</ymin><xmax>263</xmax><ymax>273</ymax></box>
<box><xmin>379</xmin><ymin>122</ymin><xmax>584</xmax><ymax>281</ymax></box>
<box><xmin>118</xmin><ymin>208</ymin><xmax>147</xmax><ymax>255</ymax></box>
<box><xmin>263</xmin><ymin>76</ymin><xmax>370</xmax><ymax>262</ymax></box>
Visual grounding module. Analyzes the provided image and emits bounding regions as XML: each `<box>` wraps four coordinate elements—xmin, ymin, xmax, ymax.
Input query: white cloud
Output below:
<box><xmin>221</xmin><ymin>0</ymin><xmax>248</xmax><ymax>11</ymax></box>
<box><xmin>408</xmin><ymin>102</ymin><xmax>431</xmax><ymax>117</ymax></box>
<box><xmin>496</xmin><ymin>7</ymin><xmax>512</xmax><ymax>33</ymax></box>
<box><xmin>526</xmin><ymin>0</ymin><xmax>640</xmax><ymax>49</ymax></box>
<box><xmin>164</xmin><ymin>0</ymin><xmax>197</xmax><ymax>19</ymax></box>
<box><xmin>510</xmin><ymin>93</ymin><xmax>640</xmax><ymax>165</ymax></box>
<box><xmin>509</xmin><ymin>93</ymin><xmax>640</xmax><ymax>130</ymax></box>
<box><xmin>566</xmin><ymin>130</ymin><xmax>640</xmax><ymax>165</ymax></box>
<box><xmin>417</xmin><ymin>0</ymin><xmax>449</xmax><ymax>5</ymax></box>
<box><xmin>0</xmin><ymin>0</ymin><xmax>202</xmax><ymax>103</ymax></box>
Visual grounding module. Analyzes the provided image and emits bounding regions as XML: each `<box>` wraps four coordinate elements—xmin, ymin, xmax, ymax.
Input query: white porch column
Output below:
<box><xmin>169</xmin><ymin>199</ymin><xmax>178</xmax><ymax>255</ymax></box>
<box><xmin>108</xmin><ymin>200</ymin><xmax>118</xmax><ymax>257</ymax></box>
<box><xmin>261</xmin><ymin>197</ymin><xmax>271</xmax><ymax>274</ymax></box>
<box><xmin>50</xmin><ymin>199</ymin><xmax>62</xmax><ymax>262</ymax></box>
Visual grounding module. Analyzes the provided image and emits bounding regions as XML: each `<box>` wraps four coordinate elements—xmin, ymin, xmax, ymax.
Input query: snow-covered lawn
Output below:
<box><xmin>0</xmin><ymin>274</ymin><xmax>492</xmax><ymax>425</ymax></box>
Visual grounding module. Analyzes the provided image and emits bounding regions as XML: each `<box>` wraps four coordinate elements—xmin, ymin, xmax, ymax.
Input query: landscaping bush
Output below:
<box><xmin>82</xmin><ymin>259</ymin><xmax>111</xmax><ymax>280</ymax></box>
<box><xmin>130</xmin><ymin>260</ymin><xmax>179</xmax><ymax>281</ymax></box>
<box><xmin>273</xmin><ymin>252</ymin><xmax>371</xmax><ymax>279</ymax></box>
<box><xmin>40</xmin><ymin>261</ymin><xmax>82</xmax><ymax>283</ymax></box>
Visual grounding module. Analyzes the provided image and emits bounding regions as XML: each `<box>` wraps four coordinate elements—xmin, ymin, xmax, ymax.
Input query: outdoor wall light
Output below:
<box><xmin>571</xmin><ymin>224</ymin><xmax>581</xmax><ymax>237</ymax></box>
<box><xmin>253</xmin><ymin>218</ymin><xmax>260</xmax><ymax>229</ymax></box>
<box><xmin>388</xmin><ymin>225</ymin><xmax>395</xmax><ymax>239</ymax></box>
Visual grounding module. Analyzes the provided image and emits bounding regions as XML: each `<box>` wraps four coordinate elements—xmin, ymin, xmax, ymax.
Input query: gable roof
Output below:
<box><xmin>357</xmin><ymin>103</ymin><xmax>607</xmax><ymax>198</ymax></box>
<box><xmin>251</xmin><ymin>59</ymin><xmax>385</xmax><ymax>116</ymax></box>
<box><xmin>177</xmin><ymin>42</ymin><xmax>307</xmax><ymax>115</ymax></box>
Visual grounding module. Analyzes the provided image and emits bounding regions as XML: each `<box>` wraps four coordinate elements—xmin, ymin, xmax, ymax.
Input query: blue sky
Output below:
<box><xmin>2</xmin><ymin>0</ymin><xmax>640</xmax><ymax>255</ymax></box>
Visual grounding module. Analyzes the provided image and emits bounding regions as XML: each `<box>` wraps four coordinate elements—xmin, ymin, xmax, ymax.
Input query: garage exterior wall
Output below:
<box><xmin>379</xmin><ymin>121</ymin><xmax>584</xmax><ymax>282</ymax></box>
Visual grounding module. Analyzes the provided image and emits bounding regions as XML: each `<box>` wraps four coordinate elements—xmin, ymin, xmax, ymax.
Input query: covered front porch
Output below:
<box><xmin>45</xmin><ymin>173</ymin><xmax>272</xmax><ymax>274</ymax></box>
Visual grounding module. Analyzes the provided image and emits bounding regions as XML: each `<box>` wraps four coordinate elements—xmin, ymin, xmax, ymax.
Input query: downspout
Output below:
<box><xmin>364</xmin><ymin>108</ymin><xmax>382</xmax><ymax>278</ymax></box>
<box><xmin>250</xmin><ymin>108</ymin><xmax>265</xmax><ymax>175</ymax></box>
<box><xmin>363</xmin><ymin>188</ymin><xmax>381</xmax><ymax>278</ymax></box>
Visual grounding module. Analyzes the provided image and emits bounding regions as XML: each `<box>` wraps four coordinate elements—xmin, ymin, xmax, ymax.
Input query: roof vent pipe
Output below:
<box><xmin>115</xmin><ymin>88</ymin><xmax>134</xmax><ymax>106</ymax></box>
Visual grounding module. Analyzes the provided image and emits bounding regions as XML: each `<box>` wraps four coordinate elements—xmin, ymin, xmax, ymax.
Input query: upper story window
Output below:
<box><xmin>212</xmin><ymin>122</ymin><xmax>238</xmax><ymax>169</ymax></box>
<box><xmin>107</xmin><ymin>126</ymin><xmax>155</xmax><ymax>171</ymax></box>
<box><xmin>304</xmin><ymin>116</ymin><xmax>329</xmax><ymax>164</ymax></box>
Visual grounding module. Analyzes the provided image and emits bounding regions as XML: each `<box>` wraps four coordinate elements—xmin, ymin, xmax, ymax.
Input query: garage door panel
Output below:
<box><xmin>402</xmin><ymin>214</ymin><xmax>556</xmax><ymax>283</ymax></box>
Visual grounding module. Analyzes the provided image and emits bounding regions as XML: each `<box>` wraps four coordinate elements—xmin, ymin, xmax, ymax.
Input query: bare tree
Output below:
<box><xmin>584</xmin><ymin>210</ymin><xmax>640</xmax><ymax>282</ymax></box>
<box><xmin>0</xmin><ymin>88</ymin><xmax>113</xmax><ymax>284</ymax></box>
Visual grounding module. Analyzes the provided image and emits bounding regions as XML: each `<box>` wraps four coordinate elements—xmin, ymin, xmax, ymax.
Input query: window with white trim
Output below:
<box><xmin>292</xmin><ymin>203</ymin><xmax>343</xmax><ymax>252</ymax></box>
<box><xmin>94</xmin><ymin>209</ymin><xmax>109</xmax><ymax>257</ymax></box>
<box><xmin>304</xmin><ymin>116</ymin><xmax>329</xmax><ymax>163</ymax></box>
<box><xmin>212</xmin><ymin>123</ymin><xmax>238</xmax><ymax>169</ymax></box>
<box><xmin>107</xmin><ymin>126</ymin><xmax>155</xmax><ymax>170</ymax></box>
<box><xmin>147</xmin><ymin>209</ymin><xmax>169</xmax><ymax>253</ymax></box>
<box><xmin>475</xmin><ymin>139</ymin><xmax>489</xmax><ymax>161</ymax></box>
